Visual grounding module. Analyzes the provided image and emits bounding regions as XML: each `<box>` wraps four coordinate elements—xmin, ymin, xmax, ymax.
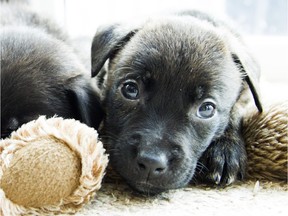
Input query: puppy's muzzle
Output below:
<box><xmin>115</xmin><ymin>131</ymin><xmax>189</xmax><ymax>194</ymax></box>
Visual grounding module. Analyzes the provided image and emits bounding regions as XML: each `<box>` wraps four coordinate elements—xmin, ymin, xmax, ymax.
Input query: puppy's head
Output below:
<box><xmin>1</xmin><ymin>27</ymin><xmax>103</xmax><ymax>138</ymax></box>
<box><xmin>91</xmin><ymin>16</ymin><xmax>261</xmax><ymax>194</ymax></box>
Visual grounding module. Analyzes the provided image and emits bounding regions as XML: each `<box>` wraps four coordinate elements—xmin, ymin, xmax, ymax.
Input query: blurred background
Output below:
<box><xmin>28</xmin><ymin>0</ymin><xmax>288</xmax><ymax>102</ymax></box>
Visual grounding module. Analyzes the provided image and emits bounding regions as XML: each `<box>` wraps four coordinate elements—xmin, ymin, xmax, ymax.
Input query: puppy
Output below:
<box><xmin>0</xmin><ymin>3</ymin><xmax>103</xmax><ymax>138</ymax></box>
<box><xmin>91</xmin><ymin>11</ymin><xmax>262</xmax><ymax>194</ymax></box>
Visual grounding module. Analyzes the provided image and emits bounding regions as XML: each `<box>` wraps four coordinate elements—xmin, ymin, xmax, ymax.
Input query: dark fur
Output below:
<box><xmin>91</xmin><ymin>11</ymin><xmax>262</xmax><ymax>194</ymax></box>
<box><xmin>0</xmin><ymin>3</ymin><xmax>103</xmax><ymax>138</ymax></box>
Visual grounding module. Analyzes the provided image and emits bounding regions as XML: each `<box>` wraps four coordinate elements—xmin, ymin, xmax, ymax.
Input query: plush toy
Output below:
<box><xmin>0</xmin><ymin>116</ymin><xmax>108</xmax><ymax>215</ymax></box>
<box><xmin>0</xmin><ymin>102</ymin><xmax>287</xmax><ymax>215</ymax></box>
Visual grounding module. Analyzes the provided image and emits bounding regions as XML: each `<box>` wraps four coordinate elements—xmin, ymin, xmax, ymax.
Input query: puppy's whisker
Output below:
<box><xmin>190</xmin><ymin>176</ymin><xmax>198</xmax><ymax>184</ymax></box>
<box><xmin>196</xmin><ymin>161</ymin><xmax>208</xmax><ymax>173</ymax></box>
<box><xmin>100</xmin><ymin>131</ymin><xmax>118</xmax><ymax>142</ymax></box>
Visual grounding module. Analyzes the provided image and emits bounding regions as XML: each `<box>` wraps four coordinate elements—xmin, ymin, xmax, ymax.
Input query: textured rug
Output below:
<box><xmin>77</xmin><ymin>179</ymin><xmax>287</xmax><ymax>216</ymax></box>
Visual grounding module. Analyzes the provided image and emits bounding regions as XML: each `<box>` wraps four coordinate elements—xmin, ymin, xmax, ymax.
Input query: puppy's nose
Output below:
<box><xmin>136</xmin><ymin>152</ymin><xmax>168</xmax><ymax>177</ymax></box>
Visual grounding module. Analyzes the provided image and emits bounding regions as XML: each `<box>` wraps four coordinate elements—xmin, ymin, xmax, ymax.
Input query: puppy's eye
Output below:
<box><xmin>197</xmin><ymin>101</ymin><xmax>216</xmax><ymax>119</ymax></box>
<box><xmin>121</xmin><ymin>80</ymin><xmax>139</xmax><ymax>100</ymax></box>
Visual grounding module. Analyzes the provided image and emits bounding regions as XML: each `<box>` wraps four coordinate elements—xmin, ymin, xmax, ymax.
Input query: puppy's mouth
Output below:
<box><xmin>128</xmin><ymin>181</ymin><xmax>167</xmax><ymax>195</ymax></box>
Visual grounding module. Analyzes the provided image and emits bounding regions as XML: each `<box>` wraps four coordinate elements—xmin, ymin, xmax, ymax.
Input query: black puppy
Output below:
<box><xmin>0</xmin><ymin>3</ymin><xmax>103</xmax><ymax>138</ymax></box>
<box><xmin>91</xmin><ymin>11</ymin><xmax>262</xmax><ymax>194</ymax></box>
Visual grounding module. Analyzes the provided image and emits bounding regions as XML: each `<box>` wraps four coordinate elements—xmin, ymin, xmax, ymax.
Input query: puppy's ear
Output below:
<box><xmin>225</xmin><ymin>31</ymin><xmax>263</xmax><ymax>112</ymax></box>
<box><xmin>91</xmin><ymin>24</ymin><xmax>138</xmax><ymax>77</ymax></box>
<box><xmin>69</xmin><ymin>85</ymin><xmax>104</xmax><ymax>129</ymax></box>
<box><xmin>231</xmin><ymin>53</ymin><xmax>262</xmax><ymax>112</ymax></box>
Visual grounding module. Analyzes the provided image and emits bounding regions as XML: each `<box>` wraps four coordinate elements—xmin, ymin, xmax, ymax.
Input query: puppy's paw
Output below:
<box><xmin>197</xmin><ymin>136</ymin><xmax>246</xmax><ymax>185</ymax></box>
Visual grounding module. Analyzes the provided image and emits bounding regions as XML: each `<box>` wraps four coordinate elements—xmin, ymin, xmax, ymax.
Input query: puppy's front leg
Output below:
<box><xmin>197</xmin><ymin>121</ymin><xmax>247</xmax><ymax>185</ymax></box>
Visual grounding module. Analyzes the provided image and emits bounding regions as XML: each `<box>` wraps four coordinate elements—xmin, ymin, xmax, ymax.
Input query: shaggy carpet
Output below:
<box><xmin>77</xmin><ymin>179</ymin><xmax>287</xmax><ymax>216</ymax></box>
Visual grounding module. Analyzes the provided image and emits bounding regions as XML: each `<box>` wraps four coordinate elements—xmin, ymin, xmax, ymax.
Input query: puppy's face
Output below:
<box><xmin>1</xmin><ymin>27</ymin><xmax>103</xmax><ymax>138</ymax></box>
<box><xmin>98</xmin><ymin>20</ymin><xmax>243</xmax><ymax>194</ymax></box>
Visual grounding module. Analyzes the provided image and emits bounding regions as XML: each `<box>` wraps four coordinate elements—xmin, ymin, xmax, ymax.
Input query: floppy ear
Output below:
<box><xmin>69</xmin><ymin>85</ymin><xmax>104</xmax><ymax>129</ymax></box>
<box><xmin>224</xmin><ymin>30</ymin><xmax>263</xmax><ymax>112</ymax></box>
<box><xmin>231</xmin><ymin>53</ymin><xmax>262</xmax><ymax>112</ymax></box>
<box><xmin>91</xmin><ymin>24</ymin><xmax>138</xmax><ymax>77</ymax></box>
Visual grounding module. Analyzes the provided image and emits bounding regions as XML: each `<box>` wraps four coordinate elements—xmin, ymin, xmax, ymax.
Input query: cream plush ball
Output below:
<box><xmin>0</xmin><ymin>116</ymin><xmax>108</xmax><ymax>215</ymax></box>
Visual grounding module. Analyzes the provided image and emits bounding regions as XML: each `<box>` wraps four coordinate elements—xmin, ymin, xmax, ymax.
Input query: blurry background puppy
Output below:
<box><xmin>0</xmin><ymin>1</ymin><xmax>103</xmax><ymax>138</ymax></box>
<box><xmin>91</xmin><ymin>11</ymin><xmax>262</xmax><ymax>195</ymax></box>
